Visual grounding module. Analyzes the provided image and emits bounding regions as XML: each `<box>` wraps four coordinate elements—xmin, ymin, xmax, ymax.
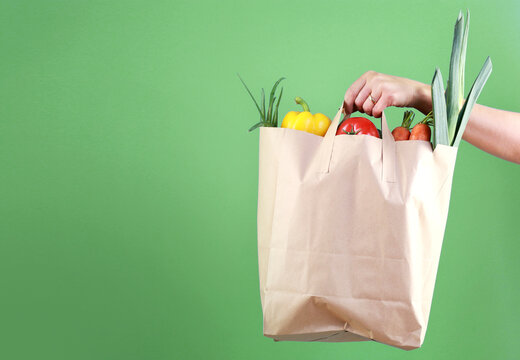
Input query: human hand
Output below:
<box><xmin>343</xmin><ymin>71</ymin><xmax>432</xmax><ymax>118</ymax></box>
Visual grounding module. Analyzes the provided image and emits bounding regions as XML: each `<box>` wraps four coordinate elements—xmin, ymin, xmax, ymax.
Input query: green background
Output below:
<box><xmin>0</xmin><ymin>0</ymin><xmax>518</xmax><ymax>359</ymax></box>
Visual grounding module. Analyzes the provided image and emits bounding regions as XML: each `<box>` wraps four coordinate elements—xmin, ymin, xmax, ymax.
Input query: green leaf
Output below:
<box><xmin>270</xmin><ymin>96</ymin><xmax>277</xmax><ymax>125</ymax></box>
<box><xmin>432</xmin><ymin>68</ymin><xmax>449</xmax><ymax>147</ymax></box>
<box><xmin>460</xmin><ymin>9</ymin><xmax>470</xmax><ymax>105</ymax></box>
<box><xmin>446</xmin><ymin>11</ymin><xmax>467</xmax><ymax>143</ymax></box>
<box><xmin>420</xmin><ymin>111</ymin><xmax>434</xmax><ymax>126</ymax></box>
<box><xmin>274</xmin><ymin>87</ymin><xmax>284</xmax><ymax>127</ymax></box>
<box><xmin>248</xmin><ymin>122</ymin><xmax>264</xmax><ymax>132</ymax></box>
<box><xmin>261</xmin><ymin>88</ymin><xmax>266</xmax><ymax>124</ymax></box>
<box><xmin>266</xmin><ymin>77</ymin><xmax>285</xmax><ymax>126</ymax></box>
<box><xmin>402</xmin><ymin>110</ymin><xmax>415</xmax><ymax>129</ymax></box>
<box><xmin>451</xmin><ymin>56</ymin><xmax>492</xmax><ymax>147</ymax></box>
<box><xmin>238</xmin><ymin>74</ymin><xmax>265</xmax><ymax>122</ymax></box>
<box><xmin>269</xmin><ymin>77</ymin><xmax>285</xmax><ymax>101</ymax></box>
<box><xmin>241</xmin><ymin>75</ymin><xmax>286</xmax><ymax>131</ymax></box>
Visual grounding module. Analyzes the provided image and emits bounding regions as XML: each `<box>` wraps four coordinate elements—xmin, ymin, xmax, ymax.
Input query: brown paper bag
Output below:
<box><xmin>256</xmin><ymin>92</ymin><xmax>458</xmax><ymax>350</ymax></box>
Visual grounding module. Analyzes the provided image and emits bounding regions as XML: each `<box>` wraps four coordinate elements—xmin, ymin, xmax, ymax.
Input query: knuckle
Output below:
<box><xmin>379</xmin><ymin>82</ymin><xmax>390</xmax><ymax>92</ymax></box>
<box><xmin>368</xmin><ymin>70</ymin><xmax>381</xmax><ymax>80</ymax></box>
<box><xmin>362</xmin><ymin>71</ymin><xmax>373</xmax><ymax>81</ymax></box>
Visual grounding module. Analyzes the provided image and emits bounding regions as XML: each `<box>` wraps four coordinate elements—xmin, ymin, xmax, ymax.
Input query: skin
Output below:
<box><xmin>343</xmin><ymin>71</ymin><xmax>520</xmax><ymax>164</ymax></box>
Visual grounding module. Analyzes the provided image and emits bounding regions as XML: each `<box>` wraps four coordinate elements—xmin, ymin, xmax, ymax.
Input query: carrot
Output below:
<box><xmin>410</xmin><ymin>123</ymin><xmax>431</xmax><ymax>140</ymax></box>
<box><xmin>410</xmin><ymin>111</ymin><xmax>434</xmax><ymax>141</ymax></box>
<box><xmin>392</xmin><ymin>110</ymin><xmax>414</xmax><ymax>141</ymax></box>
<box><xmin>392</xmin><ymin>127</ymin><xmax>410</xmax><ymax>141</ymax></box>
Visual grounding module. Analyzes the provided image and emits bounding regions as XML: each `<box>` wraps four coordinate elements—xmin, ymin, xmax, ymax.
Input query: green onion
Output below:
<box><xmin>238</xmin><ymin>74</ymin><xmax>285</xmax><ymax>131</ymax></box>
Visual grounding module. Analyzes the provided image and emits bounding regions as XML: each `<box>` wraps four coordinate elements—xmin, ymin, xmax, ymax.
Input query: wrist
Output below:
<box><xmin>414</xmin><ymin>82</ymin><xmax>432</xmax><ymax>115</ymax></box>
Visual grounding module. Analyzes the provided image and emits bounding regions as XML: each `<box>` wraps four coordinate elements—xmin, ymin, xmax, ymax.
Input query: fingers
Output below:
<box><xmin>343</xmin><ymin>73</ymin><xmax>369</xmax><ymax>114</ymax></box>
<box><xmin>357</xmin><ymin>80</ymin><xmax>383</xmax><ymax>117</ymax></box>
<box><xmin>354</xmin><ymin>83</ymin><xmax>373</xmax><ymax>113</ymax></box>
<box><xmin>372</xmin><ymin>93</ymin><xmax>393</xmax><ymax>118</ymax></box>
<box><xmin>362</xmin><ymin>97</ymin><xmax>375</xmax><ymax>116</ymax></box>
<box><xmin>360</xmin><ymin>86</ymin><xmax>379</xmax><ymax>117</ymax></box>
<box><xmin>344</xmin><ymin>71</ymin><xmax>401</xmax><ymax>118</ymax></box>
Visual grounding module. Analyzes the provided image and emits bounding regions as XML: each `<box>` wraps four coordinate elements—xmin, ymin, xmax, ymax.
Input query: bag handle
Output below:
<box><xmin>316</xmin><ymin>94</ymin><xmax>396</xmax><ymax>183</ymax></box>
<box><xmin>380</xmin><ymin>111</ymin><xmax>397</xmax><ymax>183</ymax></box>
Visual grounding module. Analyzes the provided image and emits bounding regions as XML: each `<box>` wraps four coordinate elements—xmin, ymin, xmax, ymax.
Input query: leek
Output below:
<box><xmin>432</xmin><ymin>68</ymin><xmax>449</xmax><ymax>147</ymax></box>
<box><xmin>430</xmin><ymin>9</ymin><xmax>492</xmax><ymax>148</ymax></box>
<box><xmin>452</xmin><ymin>56</ymin><xmax>492</xmax><ymax>147</ymax></box>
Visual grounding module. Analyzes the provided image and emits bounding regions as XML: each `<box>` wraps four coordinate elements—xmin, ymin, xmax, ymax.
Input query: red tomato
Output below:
<box><xmin>336</xmin><ymin>117</ymin><xmax>380</xmax><ymax>138</ymax></box>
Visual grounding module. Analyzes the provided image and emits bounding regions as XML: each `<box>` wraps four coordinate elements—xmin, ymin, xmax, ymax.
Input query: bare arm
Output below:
<box><xmin>460</xmin><ymin>104</ymin><xmax>520</xmax><ymax>163</ymax></box>
<box><xmin>344</xmin><ymin>71</ymin><xmax>520</xmax><ymax>164</ymax></box>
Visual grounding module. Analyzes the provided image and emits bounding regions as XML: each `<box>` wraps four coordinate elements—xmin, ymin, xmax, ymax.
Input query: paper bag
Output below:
<box><xmin>256</xmin><ymin>92</ymin><xmax>457</xmax><ymax>350</ymax></box>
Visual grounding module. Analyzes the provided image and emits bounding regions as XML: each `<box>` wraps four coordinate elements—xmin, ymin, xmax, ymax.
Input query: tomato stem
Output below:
<box><xmin>342</xmin><ymin>128</ymin><xmax>360</xmax><ymax>135</ymax></box>
<box><xmin>295</xmin><ymin>96</ymin><xmax>310</xmax><ymax>112</ymax></box>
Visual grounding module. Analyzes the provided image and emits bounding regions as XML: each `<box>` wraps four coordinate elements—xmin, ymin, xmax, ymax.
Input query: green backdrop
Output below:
<box><xmin>0</xmin><ymin>0</ymin><xmax>518</xmax><ymax>359</ymax></box>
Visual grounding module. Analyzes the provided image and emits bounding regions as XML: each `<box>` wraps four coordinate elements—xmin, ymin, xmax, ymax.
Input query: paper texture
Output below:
<box><xmin>256</xmin><ymin>100</ymin><xmax>457</xmax><ymax>350</ymax></box>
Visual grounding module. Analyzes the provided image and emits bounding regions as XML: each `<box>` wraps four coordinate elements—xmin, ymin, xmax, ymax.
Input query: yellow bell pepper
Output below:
<box><xmin>281</xmin><ymin>97</ymin><xmax>331</xmax><ymax>136</ymax></box>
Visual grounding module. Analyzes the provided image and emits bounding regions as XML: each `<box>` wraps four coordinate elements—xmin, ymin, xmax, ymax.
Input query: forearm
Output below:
<box><xmin>414</xmin><ymin>83</ymin><xmax>520</xmax><ymax>164</ymax></box>
<box><xmin>462</xmin><ymin>104</ymin><xmax>520</xmax><ymax>164</ymax></box>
